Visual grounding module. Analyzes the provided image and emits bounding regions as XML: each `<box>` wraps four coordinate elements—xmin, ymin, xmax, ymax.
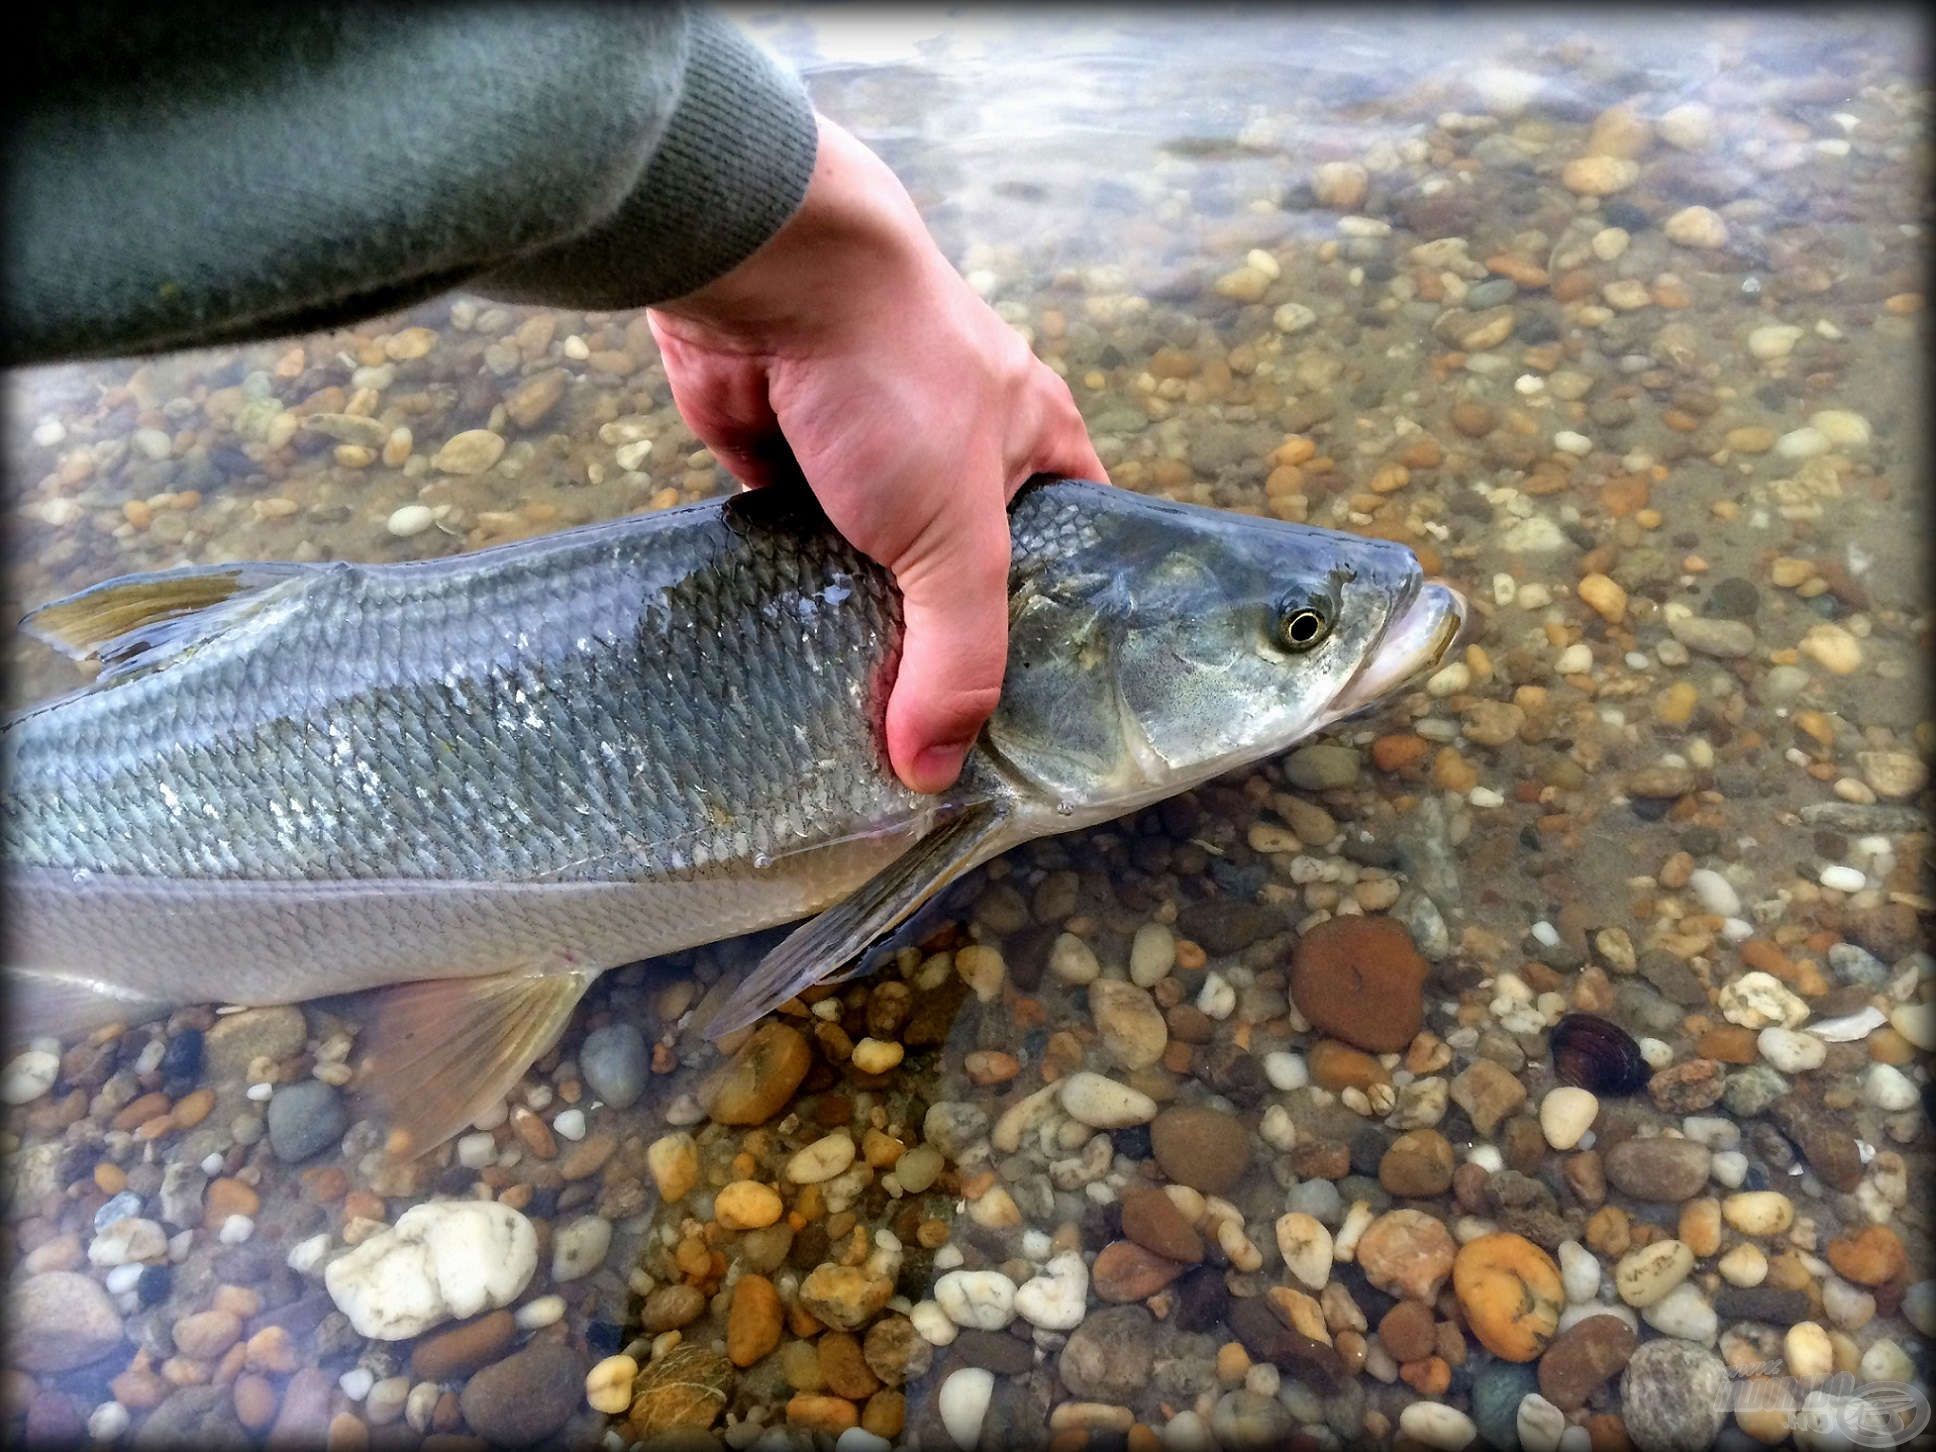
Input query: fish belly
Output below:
<box><xmin>2</xmin><ymin>827</ymin><xmax>914</xmax><ymax>1035</ymax></box>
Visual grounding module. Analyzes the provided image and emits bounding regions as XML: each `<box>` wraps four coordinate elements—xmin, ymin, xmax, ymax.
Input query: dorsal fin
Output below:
<box><xmin>20</xmin><ymin>562</ymin><xmax>317</xmax><ymax>682</ymax></box>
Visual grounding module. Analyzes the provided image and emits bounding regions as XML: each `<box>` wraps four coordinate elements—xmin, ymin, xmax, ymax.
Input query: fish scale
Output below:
<box><xmin>4</xmin><ymin>488</ymin><xmax>920</xmax><ymax>884</ymax></box>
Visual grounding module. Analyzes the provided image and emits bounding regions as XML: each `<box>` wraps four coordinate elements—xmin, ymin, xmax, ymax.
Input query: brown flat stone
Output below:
<box><xmin>1119</xmin><ymin>1187</ymin><xmax>1205</xmax><ymax>1264</ymax></box>
<box><xmin>1289</xmin><ymin>916</ymin><xmax>1427</xmax><ymax>1052</ymax></box>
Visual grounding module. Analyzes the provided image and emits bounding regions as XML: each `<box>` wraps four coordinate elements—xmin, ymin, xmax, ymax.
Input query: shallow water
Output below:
<box><xmin>3</xmin><ymin>8</ymin><xmax>1931</xmax><ymax>1451</ymax></box>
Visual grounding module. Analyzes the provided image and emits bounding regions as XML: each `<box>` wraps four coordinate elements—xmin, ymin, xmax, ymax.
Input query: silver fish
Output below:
<box><xmin>2</xmin><ymin>477</ymin><xmax>1462</xmax><ymax>1150</ymax></box>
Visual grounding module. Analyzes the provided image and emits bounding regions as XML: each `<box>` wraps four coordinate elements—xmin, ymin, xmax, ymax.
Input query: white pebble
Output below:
<box><xmin>1058</xmin><ymin>1071</ymin><xmax>1156</xmax><ymax>1129</ymax></box>
<box><xmin>1</xmin><ymin>1049</ymin><xmax>59</xmax><ymax>1105</ymax></box>
<box><xmin>386</xmin><ymin>504</ymin><xmax>435</xmax><ymax>538</ymax></box>
<box><xmin>456</xmin><ymin>1132</ymin><xmax>496</xmax><ymax>1169</ymax></box>
<box><xmin>1862</xmin><ymin>1064</ymin><xmax>1918</xmax><ymax>1112</ymax></box>
<box><xmin>934</xmin><ymin>1269</ymin><xmax>1017</xmax><ymax>1330</ymax></box>
<box><xmin>219</xmin><ymin>1214</ymin><xmax>255</xmax><ymax>1245</ymax></box>
<box><xmin>1777</xmin><ymin>426</ymin><xmax>1830</xmax><ymax>460</ymax></box>
<box><xmin>836</xmin><ymin>1430</ymin><xmax>893</xmax><ymax>1452</ymax></box>
<box><xmin>1129</xmin><ymin>923</ymin><xmax>1176</xmax><ymax>987</ymax></box>
<box><xmin>1196</xmin><ymin>971</ymin><xmax>1236</xmax><ymax>1020</ymax></box>
<box><xmin>1539</xmin><ymin>1087</ymin><xmax>1599</xmax><ymax>1151</ymax></box>
<box><xmin>515</xmin><ymin>1294</ymin><xmax>565</xmax><ymax>1331</ymax></box>
<box><xmin>1748</xmin><ymin>324</ymin><xmax>1803</xmax><ymax>361</ymax></box>
<box><xmin>1686</xmin><ymin>868</ymin><xmax>1741</xmax><ymax>917</ymax></box>
<box><xmin>1517</xmin><ymin>1393</ymin><xmax>1568</xmax><ymax>1452</ymax></box>
<box><xmin>1818</xmin><ymin>864</ymin><xmax>1866</xmax><ymax>893</ymax></box>
<box><xmin>938</xmin><ymin>1367</ymin><xmax>994</xmax><ymax>1450</ymax></box>
<box><xmin>552</xmin><ymin>1108</ymin><xmax>586</xmax><ymax>1142</ymax></box>
<box><xmin>339</xmin><ymin>1367</ymin><xmax>375</xmax><ymax>1401</ymax></box>
<box><xmin>1756</xmin><ymin>1027</ymin><xmax>1825</xmax><ymax>1074</ymax></box>
<box><xmin>287</xmin><ymin>1233</ymin><xmax>330</xmax><ymax>1276</ymax></box>
<box><xmin>1710</xmin><ymin>1150</ymin><xmax>1749</xmax><ymax>1188</ymax></box>
<box><xmin>910</xmin><ymin>1299</ymin><xmax>958</xmax><ymax>1347</ymax></box>
<box><xmin>1642</xmin><ymin>1281</ymin><xmax>1718</xmax><ymax>1344</ymax></box>
<box><xmin>1558</xmin><ymin>1241</ymin><xmax>1600</xmax><ymax>1303</ymax></box>
<box><xmin>1013</xmin><ymin>1252</ymin><xmax>1088</xmax><ymax>1330</ymax></box>
<box><xmin>1553</xmin><ymin>430</ymin><xmax>1592</xmax><ymax>456</ymax></box>
<box><xmin>1399</xmin><ymin>1402</ymin><xmax>1478</xmax><ymax>1450</ymax></box>
<box><xmin>1554</xmin><ymin>643</ymin><xmax>1593</xmax><ymax>675</ymax></box>
<box><xmin>1264</xmin><ymin>1052</ymin><xmax>1309</xmax><ymax>1092</ymax></box>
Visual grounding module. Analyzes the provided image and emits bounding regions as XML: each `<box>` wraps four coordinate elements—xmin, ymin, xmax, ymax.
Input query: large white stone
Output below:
<box><xmin>324</xmin><ymin>1199</ymin><xmax>536</xmax><ymax>1339</ymax></box>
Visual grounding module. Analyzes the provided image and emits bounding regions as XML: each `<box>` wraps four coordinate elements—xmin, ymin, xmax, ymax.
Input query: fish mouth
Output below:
<box><xmin>1329</xmin><ymin>578</ymin><xmax>1467</xmax><ymax>717</ymax></box>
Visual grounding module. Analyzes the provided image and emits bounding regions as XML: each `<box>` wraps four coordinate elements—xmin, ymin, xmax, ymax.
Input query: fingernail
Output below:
<box><xmin>912</xmin><ymin>740</ymin><xmax>972</xmax><ymax>791</ymax></box>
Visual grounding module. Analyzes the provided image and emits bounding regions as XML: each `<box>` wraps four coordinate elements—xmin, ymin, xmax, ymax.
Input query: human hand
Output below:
<box><xmin>648</xmin><ymin>115</ymin><xmax>1106</xmax><ymax>795</ymax></box>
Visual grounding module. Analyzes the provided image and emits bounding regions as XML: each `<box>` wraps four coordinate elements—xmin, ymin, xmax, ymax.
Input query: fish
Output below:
<box><xmin>2</xmin><ymin>476</ymin><xmax>1463</xmax><ymax>1151</ymax></box>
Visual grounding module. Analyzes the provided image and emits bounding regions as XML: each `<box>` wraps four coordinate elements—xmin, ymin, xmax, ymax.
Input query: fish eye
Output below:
<box><xmin>1278</xmin><ymin>605</ymin><xmax>1331</xmax><ymax>652</ymax></box>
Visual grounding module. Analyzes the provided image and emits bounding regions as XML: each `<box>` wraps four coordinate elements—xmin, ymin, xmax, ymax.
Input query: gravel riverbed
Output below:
<box><xmin>3</xmin><ymin>9</ymin><xmax>1930</xmax><ymax>1451</ymax></box>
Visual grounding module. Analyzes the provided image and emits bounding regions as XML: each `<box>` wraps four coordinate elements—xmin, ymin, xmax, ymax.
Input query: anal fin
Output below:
<box><xmin>696</xmin><ymin>801</ymin><xmax>1011</xmax><ymax>1042</ymax></box>
<box><xmin>353</xmin><ymin>967</ymin><xmax>594</xmax><ymax>1160</ymax></box>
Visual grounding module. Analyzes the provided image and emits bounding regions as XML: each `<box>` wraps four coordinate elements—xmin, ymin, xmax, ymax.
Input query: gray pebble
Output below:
<box><xmin>579</xmin><ymin>1023</ymin><xmax>649</xmax><ymax>1109</ymax></box>
<box><xmin>265</xmin><ymin>1080</ymin><xmax>346</xmax><ymax>1163</ymax></box>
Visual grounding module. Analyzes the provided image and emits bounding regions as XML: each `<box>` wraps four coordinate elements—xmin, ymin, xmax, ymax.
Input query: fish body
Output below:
<box><xmin>3</xmin><ymin>477</ymin><xmax>1462</xmax><ymax>1147</ymax></box>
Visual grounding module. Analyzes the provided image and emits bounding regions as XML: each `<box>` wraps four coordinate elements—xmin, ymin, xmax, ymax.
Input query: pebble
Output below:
<box><xmin>1614</xmin><ymin>1239</ymin><xmax>1694</xmax><ymax>1308</ymax></box>
<box><xmin>1667</xmin><ymin>613</ymin><xmax>1755</xmax><ymax>658</ymax></box>
<box><xmin>787</xmin><ymin>1133</ymin><xmax>858</xmax><ymax>1184</ymax></box>
<box><xmin>2</xmin><ymin>1049</ymin><xmax>60</xmax><ymax>1104</ymax></box>
<box><xmin>1058</xmin><ymin>1071</ymin><xmax>1156</xmax><ymax>1128</ymax></box>
<box><xmin>1622</xmin><ymin>1341</ymin><xmax>1729</xmax><ymax>1452</ymax></box>
<box><xmin>800</xmin><ymin>1265</ymin><xmax>893</xmax><ymax>1331</ymax></box>
<box><xmin>1538</xmin><ymin>1087</ymin><xmax>1598</xmax><ymax>1150</ymax></box>
<box><xmin>430</xmin><ymin>429</ymin><xmax>506</xmax><ymax>475</ymax></box>
<box><xmin>1274</xmin><ymin>1213</ymin><xmax>1334</xmax><ymax>1291</ymax></box>
<box><xmin>579</xmin><ymin>1023</ymin><xmax>648</xmax><ymax>1107</ymax></box>
<box><xmin>386</xmin><ymin>504</ymin><xmax>434</xmax><ymax>538</ymax></box>
<box><xmin>704</xmin><ymin>1023</ymin><xmax>811</xmax><ymax>1124</ymax></box>
<box><xmin>1748</xmin><ymin>324</ymin><xmax>1804</xmax><ymax>361</ymax></box>
<box><xmin>7</xmin><ymin>1271</ymin><xmax>124</xmax><ymax>1371</ymax></box>
<box><xmin>1355</xmin><ymin>1209</ymin><xmax>1456</xmax><ymax>1302</ymax></box>
<box><xmin>1517</xmin><ymin>1394</ymin><xmax>1567</xmax><ymax>1452</ymax></box>
<box><xmin>1718</xmin><ymin>971</ymin><xmax>1809</xmax><ymax>1030</ymax></box>
<box><xmin>1663</xmin><ymin>205</ymin><xmax>1728</xmax><ymax>249</ymax></box>
<box><xmin>1453</xmin><ymin>1233</ymin><xmax>1563</xmax><ymax>1361</ymax></box>
<box><xmin>265</xmin><ymin>1079</ymin><xmax>346</xmax><ymax>1162</ymax></box>
<box><xmin>1289</xmin><ymin>915</ymin><xmax>1427</xmax><ymax>1051</ymax></box>
<box><xmin>647</xmin><ymin>1133</ymin><xmax>700</xmax><ymax>1203</ymax></box>
<box><xmin>938</xmin><ymin>1367</ymin><xmax>993</xmax><ymax>1450</ymax></box>
<box><xmin>1059</xmin><ymin>1306</ymin><xmax>1154</xmax><ymax>1402</ymax></box>
<box><xmin>716</xmin><ymin>1181</ymin><xmax>785</xmax><ymax>1230</ymax></box>
<box><xmin>1721</xmin><ymin>1190</ymin><xmax>1794</xmax><ymax>1236</ymax></box>
<box><xmin>1784</xmin><ymin>1321</ymin><xmax>1834</xmax><ymax>1381</ymax></box>
<box><xmin>458</xmin><ymin>1341</ymin><xmax>583</xmax><ymax>1445</ymax></box>
<box><xmin>550</xmin><ymin>1215</ymin><xmax>611</xmax><ymax>1282</ymax></box>
<box><xmin>89</xmin><ymin>1217</ymin><xmax>166</xmax><ymax>1266</ymax></box>
<box><xmin>1150</xmin><ymin>1105</ymin><xmax>1250</xmax><ymax>1194</ymax></box>
<box><xmin>1863</xmin><ymin>1062</ymin><xmax>1918</xmax><ymax>1111</ymax></box>
<box><xmin>1398</xmin><ymin>1402</ymin><xmax>1478</xmax><ymax>1450</ymax></box>
<box><xmin>323</xmin><ymin>1199</ymin><xmax>536</xmax><ymax>1339</ymax></box>
<box><xmin>1640</xmin><ymin>1281</ymin><xmax>1717</xmax><ymax>1343</ymax></box>
<box><xmin>1818</xmin><ymin>863</ymin><xmax>1866</xmax><ymax>893</ymax></box>
<box><xmin>1755</xmin><ymin>1026</ymin><xmax>1825</xmax><ymax>1073</ymax></box>
<box><xmin>1013</xmin><ymin>1252</ymin><xmax>1088</xmax><ymax>1330</ymax></box>
<box><xmin>1090</xmin><ymin>978</ymin><xmax>1169</xmax><ymax>1069</ymax></box>
<box><xmin>1050</xmin><ymin>932</ymin><xmax>1102</xmax><ymax>984</ymax></box>
<box><xmin>1285</xmin><ymin>743</ymin><xmax>1359</xmax><ymax>790</ymax></box>
<box><xmin>934</xmin><ymin>1270</ymin><xmax>1017</xmax><ymax>1330</ymax></box>
<box><xmin>1539</xmin><ymin>1314</ymin><xmax>1635</xmax><ymax>1412</ymax></box>
<box><xmin>727</xmin><ymin>1274</ymin><xmax>782</xmax><ymax>1366</ymax></box>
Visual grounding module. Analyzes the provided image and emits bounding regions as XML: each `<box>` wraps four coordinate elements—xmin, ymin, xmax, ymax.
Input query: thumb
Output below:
<box><xmin>881</xmin><ymin>492</ymin><xmax>1013</xmax><ymax>794</ymax></box>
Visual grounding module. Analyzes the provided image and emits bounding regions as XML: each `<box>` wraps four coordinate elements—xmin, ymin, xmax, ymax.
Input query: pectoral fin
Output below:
<box><xmin>354</xmin><ymin>967</ymin><xmax>594</xmax><ymax>1159</ymax></box>
<box><xmin>696</xmin><ymin>801</ymin><xmax>1011</xmax><ymax>1042</ymax></box>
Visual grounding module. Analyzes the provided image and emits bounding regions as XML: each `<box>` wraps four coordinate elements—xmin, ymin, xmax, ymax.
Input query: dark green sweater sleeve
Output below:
<box><xmin>6</xmin><ymin>3</ymin><xmax>818</xmax><ymax>367</ymax></box>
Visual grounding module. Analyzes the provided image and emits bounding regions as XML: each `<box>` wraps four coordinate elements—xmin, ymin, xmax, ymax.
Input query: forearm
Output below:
<box><xmin>5</xmin><ymin>3</ymin><xmax>817</xmax><ymax>367</ymax></box>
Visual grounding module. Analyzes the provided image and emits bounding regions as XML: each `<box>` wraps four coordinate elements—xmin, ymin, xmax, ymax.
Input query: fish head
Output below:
<box><xmin>987</xmin><ymin>482</ymin><xmax>1465</xmax><ymax>826</ymax></box>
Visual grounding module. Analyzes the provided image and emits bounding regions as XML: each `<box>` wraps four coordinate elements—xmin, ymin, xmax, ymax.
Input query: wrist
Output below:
<box><xmin>650</xmin><ymin>115</ymin><xmax>934</xmax><ymax>354</ymax></box>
